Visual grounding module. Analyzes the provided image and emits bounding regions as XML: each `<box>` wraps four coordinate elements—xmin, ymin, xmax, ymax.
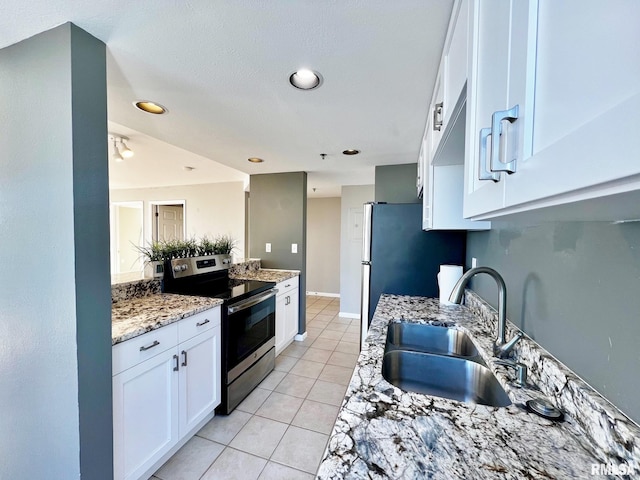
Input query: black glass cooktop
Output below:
<box><xmin>212</xmin><ymin>279</ymin><xmax>275</xmax><ymax>303</ymax></box>
<box><xmin>164</xmin><ymin>273</ymin><xmax>274</xmax><ymax>305</ymax></box>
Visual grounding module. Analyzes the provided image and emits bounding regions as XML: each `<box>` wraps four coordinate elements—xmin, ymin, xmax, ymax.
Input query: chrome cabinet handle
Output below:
<box><xmin>173</xmin><ymin>354</ymin><xmax>179</xmax><ymax>372</ymax></box>
<box><xmin>490</xmin><ymin>104</ymin><xmax>519</xmax><ymax>174</ymax></box>
<box><xmin>433</xmin><ymin>102</ymin><xmax>444</xmax><ymax>131</ymax></box>
<box><xmin>196</xmin><ymin>319</ymin><xmax>210</xmax><ymax>327</ymax></box>
<box><xmin>478</xmin><ymin>127</ymin><xmax>500</xmax><ymax>182</ymax></box>
<box><xmin>181</xmin><ymin>350</ymin><xmax>188</xmax><ymax>367</ymax></box>
<box><xmin>139</xmin><ymin>340</ymin><xmax>160</xmax><ymax>352</ymax></box>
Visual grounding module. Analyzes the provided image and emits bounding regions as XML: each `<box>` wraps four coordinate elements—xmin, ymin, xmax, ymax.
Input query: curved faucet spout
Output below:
<box><xmin>448</xmin><ymin>266</ymin><xmax>520</xmax><ymax>358</ymax></box>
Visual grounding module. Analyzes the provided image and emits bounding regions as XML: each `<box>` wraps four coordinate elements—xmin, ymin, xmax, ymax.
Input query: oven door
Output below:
<box><xmin>226</xmin><ymin>288</ymin><xmax>276</xmax><ymax>382</ymax></box>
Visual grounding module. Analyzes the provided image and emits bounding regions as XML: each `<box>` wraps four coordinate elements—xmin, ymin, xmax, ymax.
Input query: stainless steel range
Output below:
<box><xmin>163</xmin><ymin>255</ymin><xmax>276</xmax><ymax>414</ymax></box>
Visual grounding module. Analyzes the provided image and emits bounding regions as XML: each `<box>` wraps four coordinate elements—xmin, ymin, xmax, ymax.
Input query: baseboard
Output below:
<box><xmin>306</xmin><ymin>291</ymin><xmax>340</xmax><ymax>298</ymax></box>
<box><xmin>338</xmin><ymin>312</ymin><xmax>360</xmax><ymax>319</ymax></box>
<box><xmin>294</xmin><ymin>332</ymin><xmax>308</xmax><ymax>341</ymax></box>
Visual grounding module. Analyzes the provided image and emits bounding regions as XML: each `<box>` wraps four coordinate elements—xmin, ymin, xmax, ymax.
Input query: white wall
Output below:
<box><xmin>339</xmin><ymin>185</ymin><xmax>374</xmax><ymax>316</ymax></box>
<box><xmin>110</xmin><ymin>181</ymin><xmax>246</xmax><ymax>259</ymax></box>
<box><xmin>307</xmin><ymin>197</ymin><xmax>341</xmax><ymax>295</ymax></box>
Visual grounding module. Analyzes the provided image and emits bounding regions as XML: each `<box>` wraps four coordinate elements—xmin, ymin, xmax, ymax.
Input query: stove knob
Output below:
<box><xmin>181</xmin><ymin>264</ymin><xmax>188</xmax><ymax>271</ymax></box>
<box><xmin>173</xmin><ymin>265</ymin><xmax>182</xmax><ymax>272</ymax></box>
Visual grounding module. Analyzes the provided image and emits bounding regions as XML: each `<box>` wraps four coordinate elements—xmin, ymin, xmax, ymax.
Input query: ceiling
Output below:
<box><xmin>1</xmin><ymin>0</ymin><xmax>453</xmax><ymax>197</ymax></box>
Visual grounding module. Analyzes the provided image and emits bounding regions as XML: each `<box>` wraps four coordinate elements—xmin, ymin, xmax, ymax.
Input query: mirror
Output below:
<box><xmin>109</xmin><ymin>201</ymin><xmax>144</xmax><ymax>276</ymax></box>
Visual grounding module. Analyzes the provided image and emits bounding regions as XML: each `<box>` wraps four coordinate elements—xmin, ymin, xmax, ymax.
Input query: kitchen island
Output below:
<box><xmin>317</xmin><ymin>293</ymin><xmax>640</xmax><ymax>479</ymax></box>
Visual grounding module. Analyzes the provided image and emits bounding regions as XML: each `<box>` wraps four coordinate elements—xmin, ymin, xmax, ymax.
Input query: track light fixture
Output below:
<box><xmin>109</xmin><ymin>133</ymin><xmax>134</xmax><ymax>162</ymax></box>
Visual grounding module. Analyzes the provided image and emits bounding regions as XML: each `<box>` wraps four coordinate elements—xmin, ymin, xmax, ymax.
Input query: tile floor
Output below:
<box><xmin>149</xmin><ymin>295</ymin><xmax>359</xmax><ymax>480</ymax></box>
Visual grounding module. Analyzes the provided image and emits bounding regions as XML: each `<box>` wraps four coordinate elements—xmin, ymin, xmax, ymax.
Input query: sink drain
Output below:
<box><xmin>526</xmin><ymin>398</ymin><xmax>564</xmax><ymax>421</ymax></box>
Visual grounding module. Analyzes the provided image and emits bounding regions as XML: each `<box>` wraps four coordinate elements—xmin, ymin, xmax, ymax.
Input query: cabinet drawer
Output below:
<box><xmin>178</xmin><ymin>306</ymin><xmax>221</xmax><ymax>344</ymax></box>
<box><xmin>113</xmin><ymin>322</ymin><xmax>178</xmax><ymax>376</ymax></box>
<box><xmin>276</xmin><ymin>276</ymin><xmax>298</xmax><ymax>297</ymax></box>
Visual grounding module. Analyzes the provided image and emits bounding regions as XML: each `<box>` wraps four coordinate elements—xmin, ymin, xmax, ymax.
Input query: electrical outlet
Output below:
<box><xmin>471</xmin><ymin>257</ymin><xmax>478</xmax><ymax>268</ymax></box>
<box><xmin>291</xmin><ymin>243</ymin><xmax>298</xmax><ymax>254</ymax></box>
<box><xmin>265</xmin><ymin>243</ymin><xmax>271</xmax><ymax>253</ymax></box>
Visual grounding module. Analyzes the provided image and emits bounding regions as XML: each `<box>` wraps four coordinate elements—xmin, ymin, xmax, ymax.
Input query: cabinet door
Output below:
<box><xmin>178</xmin><ymin>326</ymin><xmax>221</xmax><ymax>436</ymax></box>
<box><xmin>464</xmin><ymin>0</ymin><xmax>510</xmax><ymax>217</ymax></box>
<box><xmin>505</xmin><ymin>0</ymin><xmax>640</xmax><ymax>210</ymax></box>
<box><xmin>285</xmin><ymin>288</ymin><xmax>299</xmax><ymax>342</ymax></box>
<box><xmin>113</xmin><ymin>349</ymin><xmax>179</xmax><ymax>480</ymax></box>
<box><xmin>464</xmin><ymin>0</ymin><xmax>537</xmax><ymax>218</ymax></box>
<box><xmin>444</xmin><ymin>0</ymin><xmax>468</xmax><ymax>126</ymax></box>
<box><xmin>275</xmin><ymin>293</ymin><xmax>287</xmax><ymax>355</ymax></box>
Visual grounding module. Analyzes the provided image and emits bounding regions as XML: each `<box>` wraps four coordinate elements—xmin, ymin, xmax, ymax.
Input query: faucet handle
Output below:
<box><xmin>494</xmin><ymin>359</ymin><xmax>528</xmax><ymax>388</ymax></box>
<box><xmin>493</xmin><ymin>331</ymin><xmax>524</xmax><ymax>358</ymax></box>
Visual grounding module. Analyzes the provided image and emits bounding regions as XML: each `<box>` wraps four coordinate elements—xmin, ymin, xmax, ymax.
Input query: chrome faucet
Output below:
<box><xmin>448</xmin><ymin>266</ymin><xmax>523</xmax><ymax>358</ymax></box>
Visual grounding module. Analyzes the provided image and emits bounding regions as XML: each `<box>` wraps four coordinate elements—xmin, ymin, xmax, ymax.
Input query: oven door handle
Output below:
<box><xmin>227</xmin><ymin>288</ymin><xmax>278</xmax><ymax>314</ymax></box>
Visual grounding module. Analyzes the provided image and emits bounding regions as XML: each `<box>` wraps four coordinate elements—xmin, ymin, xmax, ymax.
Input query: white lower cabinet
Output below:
<box><xmin>113</xmin><ymin>307</ymin><xmax>221</xmax><ymax>480</ymax></box>
<box><xmin>275</xmin><ymin>276</ymin><xmax>299</xmax><ymax>355</ymax></box>
<box><xmin>113</xmin><ymin>348</ymin><xmax>179</xmax><ymax>480</ymax></box>
<box><xmin>178</xmin><ymin>327</ymin><xmax>221</xmax><ymax>437</ymax></box>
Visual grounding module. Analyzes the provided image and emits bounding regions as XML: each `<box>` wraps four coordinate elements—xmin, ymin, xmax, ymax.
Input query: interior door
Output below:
<box><xmin>155</xmin><ymin>205</ymin><xmax>184</xmax><ymax>242</ymax></box>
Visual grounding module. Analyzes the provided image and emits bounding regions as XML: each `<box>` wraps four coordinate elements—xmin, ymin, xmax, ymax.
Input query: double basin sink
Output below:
<box><xmin>381</xmin><ymin>323</ymin><xmax>511</xmax><ymax>407</ymax></box>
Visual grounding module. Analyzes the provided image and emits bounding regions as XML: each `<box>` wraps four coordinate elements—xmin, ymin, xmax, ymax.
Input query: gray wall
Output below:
<box><xmin>375</xmin><ymin>163</ymin><xmax>420</xmax><ymax>203</ymax></box>
<box><xmin>249</xmin><ymin>173</ymin><xmax>307</xmax><ymax>331</ymax></box>
<box><xmin>340</xmin><ymin>185</ymin><xmax>375</xmax><ymax>315</ymax></box>
<box><xmin>307</xmin><ymin>197</ymin><xmax>341</xmax><ymax>295</ymax></box>
<box><xmin>467</xmin><ymin>220</ymin><xmax>640</xmax><ymax>424</ymax></box>
<box><xmin>0</xmin><ymin>24</ymin><xmax>112</xmax><ymax>478</ymax></box>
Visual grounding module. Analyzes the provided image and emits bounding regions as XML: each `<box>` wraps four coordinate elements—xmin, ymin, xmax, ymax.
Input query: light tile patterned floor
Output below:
<box><xmin>150</xmin><ymin>296</ymin><xmax>359</xmax><ymax>480</ymax></box>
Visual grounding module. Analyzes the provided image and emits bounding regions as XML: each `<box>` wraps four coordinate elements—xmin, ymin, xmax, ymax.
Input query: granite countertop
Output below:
<box><xmin>230</xmin><ymin>268</ymin><xmax>300</xmax><ymax>283</ymax></box>
<box><xmin>317</xmin><ymin>293</ymin><xmax>640</xmax><ymax>479</ymax></box>
<box><xmin>112</xmin><ymin>294</ymin><xmax>223</xmax><ymax>345</ymax></box>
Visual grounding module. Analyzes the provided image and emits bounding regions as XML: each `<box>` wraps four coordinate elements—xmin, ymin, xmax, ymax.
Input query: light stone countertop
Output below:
<box><xmin>230</xmin><ymin>268</ymin><xmax>300</xmax><ymax>284</ymax></box>
<box><xmin>111</xmin><ymin>294</ymin><xmax>223</xmax><ymax>345</ymax></box>
<box><xmin>316</xmin><ymin>293</ymin><xmax>640</xmax><ymax>479</ymax></box>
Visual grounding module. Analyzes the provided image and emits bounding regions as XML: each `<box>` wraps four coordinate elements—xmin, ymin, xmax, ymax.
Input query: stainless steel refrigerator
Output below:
<box><xmin>360</xmin><ymin>202</ymin><xmax>466</xmax><ymax>348</ymax></box>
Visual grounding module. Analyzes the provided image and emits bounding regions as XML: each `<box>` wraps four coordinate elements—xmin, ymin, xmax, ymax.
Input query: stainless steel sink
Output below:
<box><xmin>381</xmin><ymin>350</ymin><xmax>511</xmax><ymax>407</ymax></box>
<box><xmin>386</xmin><ymin>323</ymin><xmax>480</xmax><ymax>359</ymax></box>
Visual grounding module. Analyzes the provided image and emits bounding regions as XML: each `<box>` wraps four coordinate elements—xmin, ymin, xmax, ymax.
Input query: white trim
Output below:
<box><xmin>306</xmin><ymin>291</ymin><xmax>340</xmax><ymax>298</ymax></box>
<box><xmin>338</xmin><ymin>312</ymin><xmax>360</xmax><ymax>319</ymax></box>
<box><xmin>294</xmin><ymin>332</ymin><xmax>308</xmax><ymax>341</ymax></box>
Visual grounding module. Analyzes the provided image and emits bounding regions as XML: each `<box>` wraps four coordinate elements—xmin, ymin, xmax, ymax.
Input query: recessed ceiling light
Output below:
<box><xmin>248</xmin><ymin>157</ymin><xmax>264</xmax><ymax>163</ymax></box>
<box><xmin>289</xmin><ymin>69</ymin><xmax>323</xmax><ymax>90</ymax></box>
<box><xmin>342</xmin><ymin>149</ymin><xmax>360</xmax><ymax>155</ymax></box>
<box><xmin>133</xmin><ymin>100</ymin><xmax>168</xmax><ymax>115</ymax></box>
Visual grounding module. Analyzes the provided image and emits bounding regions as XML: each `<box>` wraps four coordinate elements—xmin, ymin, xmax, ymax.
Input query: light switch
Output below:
<box><xmin>266</xmin><ymin>243</ymin><xmax>271</xmax><ymax>253</ymax></box>
<box><xmin>291</xmin><ymin>243</ymin><xmax>298</xmax><ymax>253</ymax></box>
<box><xmin>471</xmin><ymin>257</ymin><xmax>478</xmax><ymax>268</ymax></box>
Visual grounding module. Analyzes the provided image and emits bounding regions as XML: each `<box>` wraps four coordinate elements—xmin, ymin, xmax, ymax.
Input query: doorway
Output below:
<box><xmin>150</xmin><ymin>201</ymin><xmax>186</xmax><ymax>242</ymax></box>
<box><xmin>110</xmin><ymin>201</ymin><xmax>144</xmax><ymax>275</ymax></box>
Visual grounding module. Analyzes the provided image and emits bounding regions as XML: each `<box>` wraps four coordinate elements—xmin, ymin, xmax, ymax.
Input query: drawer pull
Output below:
<box><xmin>139</xmin><ymin>340</ymin><xmax>160</xmax><ymax>352</ymax></box>
<box><xmin>196</xmin><ymin>319</ymin><xmax>210</xmax><ymax>327</ymax></box>
<box><xmin>285</xmin><ymin>284</ymin><xmax>291</xmax><ymax>288</ymax></box>
<box><xmin>478</xmin><ymin>127</ymin><xmax>500</xmax><ymax>182</ymax></box>
<box><xmin>173</xmin><ymin>354</ymin><xmax>179</xmax><ymax>372</ymax></box>
<box><xmin>490</xmin><ymin>104</ymin><xmax>519</xmax><ymax>174</ymax></box>
<box><xmin>181</xmin><ymin>350</ymin><xmax>188</xmax><ymax>367</ymax></box>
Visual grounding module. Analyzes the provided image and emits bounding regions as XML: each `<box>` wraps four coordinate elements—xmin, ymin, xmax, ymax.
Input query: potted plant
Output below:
<box><xmin>135</xmin><ymin>241</ymin><xmax>166</xmax><ymax>278</ymax></box>
<box><xmin>212</xmin><ymin>234</ymin><xmax>237</xmax><ymax>255</ymax></box>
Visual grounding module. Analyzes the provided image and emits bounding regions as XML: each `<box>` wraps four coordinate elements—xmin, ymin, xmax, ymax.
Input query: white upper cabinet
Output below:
<box><xmin>443</xmin><ymin>0</ymin><xmax>468</xmax><ymax>127</ymax></box>
<box><xmin>505</xmin><ymin>0</ymin><xmax>640</xmax><ymax>214</ymax></box>
<box><xmin>421</xmin><ymin>0</ymin><xmax>490</xmax><ymax>231</ymax></box>
<box><xmin>464</xmin><ymin>0</ymin><xmax>537</xmax><ymax>218</ymax></box>
<box><xmin>464</xmin><ymin>0</ymin><xmax>640</xmax><ymax>220</ymax></box>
